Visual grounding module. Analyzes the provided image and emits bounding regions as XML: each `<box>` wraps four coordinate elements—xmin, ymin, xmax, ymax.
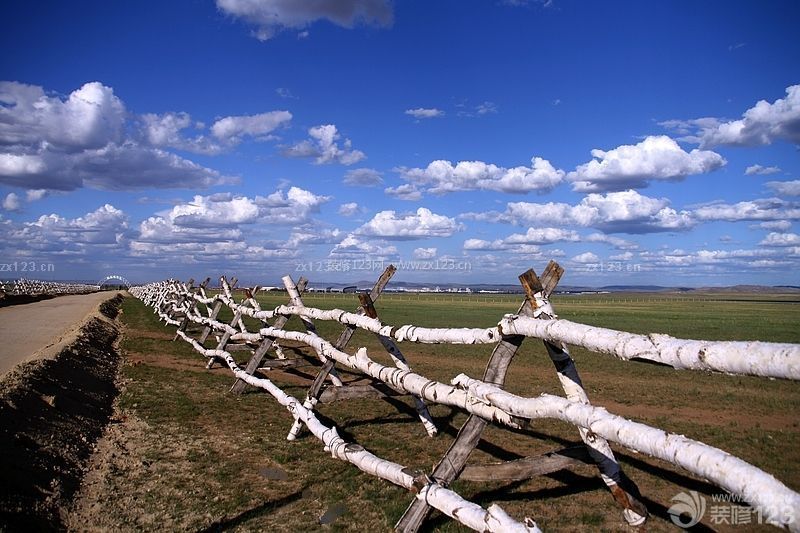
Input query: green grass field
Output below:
<box><xmin>95</xmin><ymin>291</ymin><xmax>800</xmax><ymax>531</ymax></box>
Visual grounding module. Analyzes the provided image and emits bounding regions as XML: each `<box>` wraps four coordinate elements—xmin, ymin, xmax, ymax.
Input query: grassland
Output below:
<box><xmin>70</xmin><ymin>291</ymin><xmax>800</xmax><ymax>532</ymax></box>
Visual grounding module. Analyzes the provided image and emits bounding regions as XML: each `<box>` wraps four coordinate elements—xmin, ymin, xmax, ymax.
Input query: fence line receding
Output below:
<box><xmin>130</xmin><ymin>261</ymin><xmax>800</xmax><ymax>532</ymax></box>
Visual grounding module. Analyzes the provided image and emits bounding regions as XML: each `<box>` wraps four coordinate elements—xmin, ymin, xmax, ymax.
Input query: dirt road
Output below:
<box><xmin>0</xmin><ymin>292</ymin><xmax>119</xmax><ymax>377</ymax></box>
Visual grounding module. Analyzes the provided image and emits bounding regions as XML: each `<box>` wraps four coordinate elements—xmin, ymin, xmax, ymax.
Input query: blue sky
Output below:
<box><xmin>1</xmin><ymin>0</ymin><xmax>799</xmax><ymax>286</ymax></box>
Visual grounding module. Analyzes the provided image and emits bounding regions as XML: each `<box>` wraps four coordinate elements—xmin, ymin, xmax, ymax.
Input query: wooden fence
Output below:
<box><xmin>0</xmin><ymin>278</ymin><xmax>99</xmax><ymax>295</ymax></box>
<box><xmin>130</xmin><ymin>261</ymin><xmax>800</xmax><ymax>532</ymax></box>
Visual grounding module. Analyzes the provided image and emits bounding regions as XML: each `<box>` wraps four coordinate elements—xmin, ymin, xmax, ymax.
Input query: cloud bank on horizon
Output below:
<box><xmin>0</xmin><ymin>0</ymin><xmax>798</xmax><ymax>286</ymax></box>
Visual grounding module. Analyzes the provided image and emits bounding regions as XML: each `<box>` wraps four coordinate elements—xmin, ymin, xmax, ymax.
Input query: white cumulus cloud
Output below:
<box><xmin>168</xmin><ymin>194</ymin><xmax>260</xmax><ymax>228</ymax></box>
<box><xmin>254</xmin><ymin>186</ymin><xmax>332</xmax><ymax>224</ymax></box>
<box><xmin>2</xmin><ymin>192</ymin><xmax>21</xmax><ymax>212</ymax></box>
<box><xmin>405</xmin><ymin>108</ymin><xmax>444</xmax><ymax>119</ymax></box>
<box><xmin>3</xmin><ymin>204</ymin><xmax>130</xmax><ymax>255</ymax></box>
<box><xmin>766</xmin><ymin>180</ymin><xmax>800</xmax><ymax>197</ymax></box>
<box><xmin>693</xmin><ymin>198</ymin><xmax>800</xmax><ymax>222</ymax></box>
<box><xmin>487</xmin><ymin>189</ymin><xmax>696</xmax><ymax>233</ymax></box>
<box><xmin>329</xmin><ymin>234</ymin><xmax>399</xmax><ymax>259</ymax></box>
<box><xmin>463</xmin><ymin>227</ymin><xmax>579</xmax><ymax>251</ymax></box>
<box><xmin>384</xmin><ymin>183</ymin><xmax>422</xmax><ymax>201</ymax></box>
<box><xmin>338</xmin><ymin>202</ymin><xmax>363</xmax><ymax>216</ymax></box>
<box><xmin>357</xmin><ymin>207</ymin><xmax>462</xmax><ymax>240</ymax></box>
<box><xmin>572</xmin><ymin>252</ymin><xmax>600</xmax><ymax>264</ymax></box>
<box><xmin>0</xmin><ymin>81</ymin><xmax>235</xmax><ymax>191</ymax></box>
<box><xmin>567</xmin><ymin>135</ymin><xmax>725</xmax><ymax>192</ymax></box>
<box><xmin>745</xmin><ymin>164</ymin><xmax>782</xmax><ymax>176</ymax></box>
<box><xmin>760</xmin><ymin>232</ymin><xmax>800</xmax><ymax>247</ymax></box>
<box><xmin>413</xmin><ymin>247</ymin><xmax>437</xmax><ymax>259</ymax></box>
<box><xmin>694</xmin><ymin>84</ymin><xmax>800</xmax><ymax>148</ymax></box>
<box><xmin>397</xmin><ymin>156</ymin><xmax>564</xmax><ymax>195</ymax></box>
<box><xmin>284</xmin><ymin>124</ymin><xmax>365</xmax><ymax>165</ymax></box>
<box><xmin>210</xmin><ymin>110</ymin><xmax>292</xmax><ymax>141</ymax></box>
<box><xmin>26</xmin><ymin>189</ymin><xmax>48</xmax><ymax>202</ymax></box>
<box><xmin>0</xmin><ymin>80</ymin><xmax>125</xmax><ymax>151</ymax></box>
<box><xmin>344</xmin><ymin>168</ymin><xmax>383</xmax><ymax>186</ymax></box>
<box><xmin>756</xmin><ymin>220</ymin><xmax>792</xmax><ymax>231</ymax></box>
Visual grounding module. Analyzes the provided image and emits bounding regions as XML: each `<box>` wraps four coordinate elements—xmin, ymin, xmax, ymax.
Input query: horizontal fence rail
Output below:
<box><xmin>130</xmin><ymin>262</ymin><xmax>800</xmax><ymax>532</ymax></box>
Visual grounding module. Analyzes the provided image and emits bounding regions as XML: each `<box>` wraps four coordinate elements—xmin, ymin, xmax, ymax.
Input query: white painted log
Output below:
<box><xmin>286</xmin><ymin>395</ymin><xmax>318</xmax><ymax>441</ymax></box>
<box><xmin>280</xmin><ymin>275</ymin><xmax>343</xmax><ymax>442</ymax></box>
<box><xmin>498</xmin><ymin>315</ymin><xmax>800</xmax><ymax>380</ymax></box>
<box><xmin>220</xmin><ymin>353</ymin><xmax>537</xmax><ymax>532</ymax></box>
<box><xmin>391</xmin><ymin>324</ymin><xmax>500</xmax><ymax>344</ymax></box>
<box><xmin>452</xmin><ymin>374</ymin><xmax>800</xmax><ymax>531</ymax></box>
<box><xmin>273</xmin><ymin>342</ymin><xmax>287</xmax><ymax>359</ymax></box>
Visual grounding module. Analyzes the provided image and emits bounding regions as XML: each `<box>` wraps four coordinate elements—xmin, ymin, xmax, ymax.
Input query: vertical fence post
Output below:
<box><xmin>395</xmin><ymin>268</ymin><xmax>539</xmax><ymax>533</ymax></box>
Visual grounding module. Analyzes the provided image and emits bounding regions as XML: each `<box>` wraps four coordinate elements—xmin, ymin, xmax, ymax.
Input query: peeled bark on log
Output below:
<box><xmin>452</xmin><ymin>374</ymin><xmax>800</xmax><ymax>532</ymax></box>
<box><xmin>460</xmin><ymin>447</ymin><xmax>591</xmax><ymax>482</ymax></box>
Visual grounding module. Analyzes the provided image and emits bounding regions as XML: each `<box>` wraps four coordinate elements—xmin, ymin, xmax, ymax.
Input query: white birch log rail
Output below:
<box><xmin>130</xmin><ymin>262</ymin><xmax>800</xmax><ymax>532</ymax></box>
<box><xmin>159</xmin><ymin>286</ymin><xmax>800</xmax><ymax>381</ymax></box>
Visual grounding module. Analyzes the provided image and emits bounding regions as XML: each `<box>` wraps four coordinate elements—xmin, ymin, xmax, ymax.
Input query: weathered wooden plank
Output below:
<box><xmin>460</xmin><ymin>446</ymin><xmax>592</xmax><ymax>482</ymax></box>
<box><xmin>258</xmin><ymin>358</ymin><xmax>312</xmax><ymax>370</ymax></box>
<box><xmin>198</xmin><ymin>299</ymin><xmax>223</xmax><ymax>344</ymax></box>
<box><xmin>540</xmin><ymin>260</ymin><xmax>564</xmax><ymax>298</ymax></box>
<box><xmin>319</xmin><ymin>383</ymin><xmax>405</xmax><ymax>403</ymax></box>
<box><xmin>229</xmin><ymin>278</ymin><xmax>308</xmax><ymax>393</ymax></box>
<box><xmin>223</xmin><ymin>343</ymin><xmax>253</xmax><ymax>352</ymax></box>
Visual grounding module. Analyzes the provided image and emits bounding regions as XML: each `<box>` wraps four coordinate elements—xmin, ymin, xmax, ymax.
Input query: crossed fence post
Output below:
<box><xmin>396</xmin><ymin>261</ymin><xmax>647</xmax><ymax>531</ymax></box>
<box><xmin>229</xmin><ymin>278</ymin><xmax>309</xmax><ymax>393</ymax></box>
<box><xmin>284</xmin><ymin>266</ymin><xmax>437</xmax><ymax>441</ymax></box>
